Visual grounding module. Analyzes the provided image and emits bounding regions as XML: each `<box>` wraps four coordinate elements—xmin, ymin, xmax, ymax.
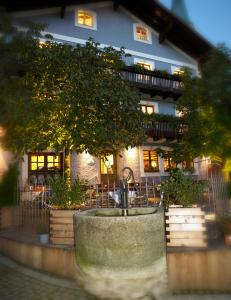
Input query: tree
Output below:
<box><xmin>178</xmin><ymin>45</ymin><xmax>231</xmax><ymax>161</ymax></box>
<box><xmin>0</xmin><ymin>15</ymin><xmax>144</xmax><ymax>156</ymax></box>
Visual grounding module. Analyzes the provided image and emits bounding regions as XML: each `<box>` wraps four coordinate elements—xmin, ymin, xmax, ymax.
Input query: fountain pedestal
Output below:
<box><xmin>74</xmin><ymin>208</ymin><xmax>167</xmax><ymax>300</ymax></box>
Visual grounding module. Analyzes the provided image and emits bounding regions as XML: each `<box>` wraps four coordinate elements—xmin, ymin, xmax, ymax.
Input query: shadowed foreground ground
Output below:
<box><xmin>0</xmin><ymin>253</ymin><xmax>231</xmax><ymax>300</ymax></box>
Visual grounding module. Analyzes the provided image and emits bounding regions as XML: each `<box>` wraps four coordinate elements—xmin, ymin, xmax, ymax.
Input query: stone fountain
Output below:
<box><xmin>73</xmin><ymin>169</ymin><xmax>167</xmax><ymax>299</ymax></box>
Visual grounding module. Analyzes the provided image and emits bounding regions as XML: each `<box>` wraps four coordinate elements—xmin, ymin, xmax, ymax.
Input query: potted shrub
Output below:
<box><xmin>162</xmin><ymin>169</ymin><xmax>207</xmax><ymax>207</ymax></box>
<box><xmin>48</xmin><ymin>176</ymin><xmax>88</xmax><ymax>245</ymax></box>
<box><xmin>0</xmin><ymin>163</ymin><xmax>20</xmax><ymax>230</ymax></box>
<box><xmin>162</xmin><ymin>169</ymin><xmax>208</xmax><ymax>248</ymax></box>
<box><xmin>217</xmin><ymin>215</ymin><xmax>231</xmax><ymax>246</ymax></box>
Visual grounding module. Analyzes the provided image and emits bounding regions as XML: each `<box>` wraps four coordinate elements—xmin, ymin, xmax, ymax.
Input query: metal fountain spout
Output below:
<box><xmin>120</xmin><ymin>179</ymin><xmax>129</xmax><ymax>216</ymax></box>
<box><xmin>120</xmin><ymin>167</ymin><xmax>135</xmax><ymax>216</ymax></box>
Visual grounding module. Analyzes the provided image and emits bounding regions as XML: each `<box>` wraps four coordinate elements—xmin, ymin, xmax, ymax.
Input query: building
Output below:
<box><xmin>2</xmin><ymin>0</ymin><xmax>212</xmax><ymax>187</ymax></box>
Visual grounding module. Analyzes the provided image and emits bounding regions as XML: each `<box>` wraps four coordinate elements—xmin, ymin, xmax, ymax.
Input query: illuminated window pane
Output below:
<box><xmin>101</xmin><ymin>155</ymin><xmax>114</xmax><ymax>174</ymax></box>
<box><xmin>143</xmin><ymin>150</ymin><xmax>159</xmax><ymax>172</ymax></box>
<box><xmin>146</xmin><ymin>106</ymin><xmax>154</xmax><ymax>115</ymax></box>
<box><xmin>38</xmin><ymin>162</ymin><xmax>44</xmax><ymax>170</ymax></box>
<box><xmin>38</xmin><ymin>156</ymin><xmax>44</xmax><ymax>163</ymax></box>
<box><xmin>77</xmin><ymin>10</ymin><xmax>93</xmax><ymax>27</ymax></box>
<box><xmin>141</xmin><ymin>105</ymin><xmax>154</xmax><ymax>114</ymax></box>
<box><xmin>31</xmin><ymin>156</ymin><xmax>37</xmax><ymax>163</ymax></box>
<box><xmin>54</xmin><ymin>156</ymin><xmax>59</xmax><ymax>163</ymax></box>
<box><xmin>47</xmin><ymin>156</ymin><xmax>53</xmax><ymax>163</ymax></box>
<box><xmin>172</xmin><ymin>67</ymin><xmax>184</xmax><ymax>75</ymax></box>
<box><xmin>31</xmin><ymin>163</ymin><xmax>37</xmax><ymax>171</ymax></box>
<box><xmin>136</xmin><ymin>26</ymin><xmax>148</xmax><ymax>41</ymax></box>
<box><xmin>137</xmin><ymin>62</ymin><xmax>151</xmax><ymax>70</ymax></box>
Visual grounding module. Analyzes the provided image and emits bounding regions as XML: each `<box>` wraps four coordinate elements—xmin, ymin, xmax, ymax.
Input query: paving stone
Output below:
<box><xmin>0</xmin><ymin>253</ymin><xmax>231</xmax><ymax>300</ymax></box>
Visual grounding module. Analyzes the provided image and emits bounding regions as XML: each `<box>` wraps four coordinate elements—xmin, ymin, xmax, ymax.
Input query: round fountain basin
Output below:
<box><xmin>74</xmin><ymin>208</ymin><xmax>167</xmax><ymax>299</ymax></box>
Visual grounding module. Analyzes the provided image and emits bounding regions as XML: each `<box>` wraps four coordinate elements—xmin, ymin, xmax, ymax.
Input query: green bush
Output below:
<box><xmin>0</xmin><ymin>164</ymin><xmax>19</xmax><ymax>207</ymax></box>
<box><xmin>162</xmin><ymin>169</ymin><xmax>207</xmax><ymax>207</ymax></box>
<box><xmin>217</xmin><ymin>215</ymin><xmax>231</xmax><ymax>235</ymax></box>
<box><xmin>49</xmin><ymin>176</ymin><xmax>88</xmax><ymax>209</ymax></box>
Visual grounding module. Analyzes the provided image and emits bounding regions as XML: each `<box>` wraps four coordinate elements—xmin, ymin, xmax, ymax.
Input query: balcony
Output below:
<box><xmin>121</xmin><ymin>67</ymin><xmax>183</xmax><ymax>100</ymax></box>
<box><xmin>145</xmin><ymin>121</ymin><xmax>182</xmax><ymax>141</ymax></box>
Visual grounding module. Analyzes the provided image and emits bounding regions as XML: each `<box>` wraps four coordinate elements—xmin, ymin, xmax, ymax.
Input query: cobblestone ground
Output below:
<box><xmin>0</xmin><ymin>255</ymin><xmax>88</xmax><ymax>300</ymax></box>
<box><xmin>0</xmin><ymin>254</ymin><xmax>231</xmax><ymax>300</ymax></box>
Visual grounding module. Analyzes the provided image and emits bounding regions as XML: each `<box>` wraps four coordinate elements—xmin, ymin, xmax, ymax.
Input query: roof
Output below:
<box><xmin>2</xmin><ymin>0</ymin><xmax>213</xmax><ymax>62</ymax></box>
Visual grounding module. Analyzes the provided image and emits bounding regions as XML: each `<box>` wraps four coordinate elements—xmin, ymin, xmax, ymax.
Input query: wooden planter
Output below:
<box><xmin>50</xmin><ymin>210</ymin><xmax>76</xmax><ymax>245</ymax></box>
<box><xmin>165</xmin><ymin>207</ymin><xmax>207</xmax><ymax>248</ymax></box>
<box><xmin>225</xmin><ymin>234</ymin><xmax>231</xmax><ymax>246</ymax></box>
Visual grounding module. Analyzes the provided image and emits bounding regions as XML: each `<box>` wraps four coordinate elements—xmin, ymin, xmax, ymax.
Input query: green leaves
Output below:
<box><xmin>48</xmin><ymin>176</ymin><xmax>88</xmax><ymax>209</ymax></box>
<box><xmin>177</xmin><ymin>46</ymin><xmax>231</xmax><ymax>161</ymax></box>
<box><xmin>162</xmin><ymin>169</ymin><xmax>207</xmax><ymax>206</ymax></box>
<box><xmin>0</xmin><ymin>19</ymin><xmax>145</xmax><ymax>155</ymax></box>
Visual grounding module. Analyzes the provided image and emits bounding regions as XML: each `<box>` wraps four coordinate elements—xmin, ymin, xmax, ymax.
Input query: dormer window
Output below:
<box><xmin>134</xmin><ymin>24</ymin><xmax>152</xmax><ymax>44</ymax></box>
<box><xmin>75</xmin><ymin>9</ymin><xmax>97</xmax><ymax>30</ymax></box>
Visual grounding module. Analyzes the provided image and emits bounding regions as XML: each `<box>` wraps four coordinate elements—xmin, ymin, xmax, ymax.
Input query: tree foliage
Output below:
<box><xmin>177</xmin><ymin>45</ymin><xmax>231</xmax><ymax>161</ymax></box>
<box><xmin>0</xmin><ymin>15</ymin><xmax>144</xmax><ymax>156</ymax></box>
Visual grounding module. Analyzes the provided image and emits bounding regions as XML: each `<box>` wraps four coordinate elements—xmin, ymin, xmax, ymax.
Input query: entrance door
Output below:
<box><xmin>100</xmin><ymin>154</ymin><xmax>117</xmax><ymax>185</ymax></box>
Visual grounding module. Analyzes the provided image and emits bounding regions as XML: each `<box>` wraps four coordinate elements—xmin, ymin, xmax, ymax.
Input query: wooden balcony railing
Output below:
<box><xmin>145</xmin><ymin>121</ymin><xmax>182</xmax><ymax>141</ymax></box>
<box><xmin>121</xmin><ymin>67</ymin><xmax>183</xmax><ymax>98</ymax></box>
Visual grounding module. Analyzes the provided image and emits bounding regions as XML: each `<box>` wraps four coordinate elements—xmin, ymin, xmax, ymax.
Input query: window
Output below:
<box><xmin>137</xmin><ymin>62</ymin><xmax>151</xmax><ymax>70</ymax></box>
<box><xmin>171</xmin><ymin>66</ymin><xmax>184</xmax><ymax>75</ymax></box>
<box><xmin>182</xmin><ymin>160</ymin><xmax>194</xmax><ymax>171</ymax></box>
<box><xmin>75</xmin><ymin>9</ymin><xmax>96</xmax><ymax>30</ymax></box>
<box><xmin>101</xmin><ymin>154</ymin><xmax>114</xmax><ymax>174</ymax></box>
<box><xmin>134</xmin><ymin>24</ymin><xmax>152</xmax><ymax>44</ymax></box>
<box><xmin>163</xmin><ymin>152</ymin><xmax>177</xmax><ymax>172</ymax></box>
<box><xmin>143</xmin><ymin>150</ymin><xmax>159</xmax><ymax>172</ymax></box>
<box><xmin>141</xmin><ymin>105</ymin><xmax>154</xmax><ymax>115</ymax></box>
<box><xmin>29</xmin><ymin>153</ymin><xmax>63</xmax><ymax>173</ymax></box>
<box><xmin>134</xmin><ymin>58</ymin><xmax>154</xmax><ymax>71</ymax></box>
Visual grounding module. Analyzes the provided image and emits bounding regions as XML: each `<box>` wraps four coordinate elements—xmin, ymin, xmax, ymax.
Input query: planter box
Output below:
<box><xmin>165</xmin><ymin>207</ymin><xmax>207</xmax><ymax>248</ymax></box>
<box><xmin>225</xmin><ymin>234</ymin><xmax>231</xmax><ymax>246</ymax></box>
<box><xmin>50</xmin><ymin>210</ymin><xmax>76</xmax><ymax>245</ymax></box>
<box><xmin>0</xmin><ymin>206</ymin><xmax>20</xmax><ymax>230</ymax></box>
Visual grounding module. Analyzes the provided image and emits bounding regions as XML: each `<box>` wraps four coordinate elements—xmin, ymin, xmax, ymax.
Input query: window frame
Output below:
<box><xmin>141</xmin><ymin>104</ymin><xmax>155</xmax><ymax>115</ymax></box>
<box><xmin>134</xmin><ymin>58</ymin><xmax>155</xmax><ymax>71</ymax></box>
<box><xmin>163</xmin><ymin>152</ymin><xmax>177</xmax><ymax>172</ymax></box>
<box><xmin>75</xmin><ymin>9</ymin><xmax>97</xmax><ymax>30</ymax></box>
<box><xmin>171</xmin><ymin>65</ymin><xmax>184</xmax><ymax>75</ymax></box>
<box><xmin>133</xmin><ymin>23</ymin><xmax>152</xmax><ymax>44</ymax></box>
<box><xmin>28</xmin><ymin>152</ymin><xmax>63</xmax><ymax>174</ymax></box>
<box><xmin>143</xmin><ymin>150</ymin><xmax>159</xmax><ymax>173</ymax></box>
<box><xmin>100</xmin><ymin>154</ymin><xmax>115</xmax><ymax>175</ymax></box>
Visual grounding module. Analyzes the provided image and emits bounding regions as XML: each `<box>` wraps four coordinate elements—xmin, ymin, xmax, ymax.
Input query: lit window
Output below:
<box><xmin>141</xmin><ymin>105</ymin><xmax>154</xmax><ymax>115</ymax></box>
<box><xmin>75</xmin><ymin>9</ymin><xmax>96</xmax><ymax>29</ymax></box>
<box><xmin>137</xmin><ymin>62</ymin><xmax>152</xmax><ymax>71</ymax></box>
<box><xmin>171</xmin><ymin>66</ymin><xmax>184</xmax><ymax>75</ymax></box>
<box><xmin>182</xmin><ymin>160</ymin><xmax>194</xmax><ymax>171</ymax></box>
<box><xmin>163</xmin><ymin>152</ymin><xmax>177</xmax><ymax>172</ymax></box>
<box><xmin>101</xmin><ymin>154</ymin><xmax>114</xmax><ymax>174</ymax></box>
<box><xmin>143</xmin><ymin>150</ymin><xmax>159</xmax><ymax>172</ymax></box>
<box><xmin>136</xmin><ymin>26</ymin><xmax>148</xmax><ymax>41</ymax></box>
<box><xmin>134</xmin><ymin>24</ymin><xmax>151</xmax><ymax>44</ymax></box>
<box><xmin>29</xmin><ymin>153</ymin><xmax>62</xmax><ymax>173</ymax></box>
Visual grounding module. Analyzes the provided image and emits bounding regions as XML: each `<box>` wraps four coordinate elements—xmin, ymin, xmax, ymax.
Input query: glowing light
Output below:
<box><xmin>127</xmin><ymin>147</ymin><xmax>136</xmax><ymax>159</ymax></box>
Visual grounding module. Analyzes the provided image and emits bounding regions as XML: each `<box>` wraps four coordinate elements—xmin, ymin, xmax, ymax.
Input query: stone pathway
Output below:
<box><xmin>0</xmin><ymin>254</ymin><xmax>88</xmax><ymax>300</ymax></box>
<box><xmin>0</xmin><ymin>253</ymin><xmax>231</xmax><ymax>300</ymax></box>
